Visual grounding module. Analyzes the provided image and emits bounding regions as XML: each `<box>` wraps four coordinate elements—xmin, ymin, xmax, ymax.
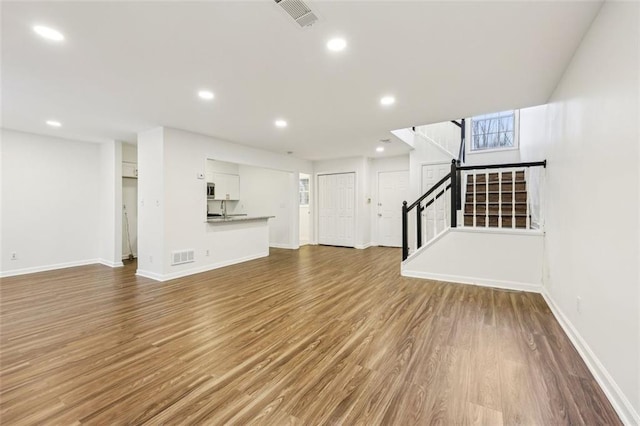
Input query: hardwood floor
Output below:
<box><xmin>0</xmin><ymin>246</ymin><xmax>620</xmax><ymax>425</ymax></box>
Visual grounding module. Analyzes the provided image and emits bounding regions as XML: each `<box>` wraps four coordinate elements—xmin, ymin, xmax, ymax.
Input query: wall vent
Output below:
<box><xmin>274</xmin><ymin>0</ymin><xmax>318</xmax><ymax>28</ymax></box>
<box><xmin>171</xmin><ymin>249</ymin><xmax>195</xmax><ymax>266</ymax></box>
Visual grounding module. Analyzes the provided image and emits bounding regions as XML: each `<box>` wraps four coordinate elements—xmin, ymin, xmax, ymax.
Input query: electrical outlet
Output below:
<box><xmin>149</xmin><ymin>255</ymin><xmax>153</xmax><ymax>263</ymax></box>
<box><xmin>11</xmin><ymin>252</ymin><xmax>17</xmax><ymax>260</ymax></box>
<box><xmin>576</xmin><ymin>296</ymin><xmax>582</xmax><ymax>314</ymax></box>
<box><xmin>205</xmin><ymin>249</ymin><xmax>210</xmax><ymax>257</ymax></box>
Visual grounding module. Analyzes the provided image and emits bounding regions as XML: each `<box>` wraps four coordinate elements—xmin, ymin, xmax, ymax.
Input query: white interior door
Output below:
<box><xmin>299</xmin><ymin>174</ymin><xmax>310</xmax><ymax>245</ymax></box>
<box><xmin>421</xmin><ymin>163</ymin><xmax>450</xmax><ymax>242</ymax></box>
<box><xmin>377</xmin><ymin>170</ymin><xmax>409</xmax><ymax>247</ymax></box>
<box><xmin>318</xmin><ymin>173</ymin><xmax>355</xmax><ymax>247</ymax></box>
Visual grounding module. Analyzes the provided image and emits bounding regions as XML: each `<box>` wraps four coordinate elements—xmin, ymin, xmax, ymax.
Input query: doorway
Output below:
<box><xmin>299</xmin><ymin>173</ymin><xmax>310</xmax><ymax>246</ymax></box>
<box><xmin>318</xmin><ymin>172</ymin><xmax>355</xmax><ymax>247</ymax></box>
<box><xmin>377</xmin><ymin>170</ymin><xmax>409</xmax><ymax>247</ymax></box>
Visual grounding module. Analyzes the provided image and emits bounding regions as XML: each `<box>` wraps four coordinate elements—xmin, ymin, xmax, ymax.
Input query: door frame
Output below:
<box><xmin>315</xmin><ymin>170</ymin><xmax>358</xmax><ymax>248</ymax></box>
<box><xmin>298</xmin><ymin>173</ymin><xmax>311</xmax><ymax>246</ymax></box>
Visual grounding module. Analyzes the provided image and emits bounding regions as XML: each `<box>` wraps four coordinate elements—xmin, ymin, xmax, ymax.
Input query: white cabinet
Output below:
<box><xmin>122</xmin><ymin>161</ymin><xmax>138</xmax><ymax>178</ymax></box>
<box><xmin>211</xmin><ymin>173</ymin><xmax>240</xmax><ymax>200</ymax></box>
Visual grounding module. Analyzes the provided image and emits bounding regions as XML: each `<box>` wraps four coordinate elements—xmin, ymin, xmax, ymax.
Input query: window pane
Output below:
<box><xmin>471</xmin><ymin>110</ymin><xmax>515</xmax><ymax>151</ymax></box>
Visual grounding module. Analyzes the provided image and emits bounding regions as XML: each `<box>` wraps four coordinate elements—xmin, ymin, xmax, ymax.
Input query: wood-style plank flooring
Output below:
<box><xmin>0</xmin><ymin>246</ymin><xmax>620</xmax><ymax>425</ymax></box>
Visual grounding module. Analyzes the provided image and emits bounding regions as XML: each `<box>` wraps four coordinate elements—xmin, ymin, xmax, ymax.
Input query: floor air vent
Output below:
<box><xmin>171</xmin><ymin>249</ymin><xmax>195</xmax><ymax>266</ymax></box>
<box><xmin>274</xmin><ymin>0</ymin><xmax>318</xmax><ymax>28</ymax></box>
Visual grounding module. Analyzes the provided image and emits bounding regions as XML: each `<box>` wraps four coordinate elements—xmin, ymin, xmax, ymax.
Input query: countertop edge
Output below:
<box><xmin>205</xmin><ymin>215</ymin><xmax>275</xmax><ymax>224</ymax></box>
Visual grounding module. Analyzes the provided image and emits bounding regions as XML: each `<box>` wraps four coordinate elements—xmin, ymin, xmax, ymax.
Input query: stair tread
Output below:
<box><xmin>464</xmin><ymin>213</ymin><xmax>529</xmax><ymax>217</ymax></box>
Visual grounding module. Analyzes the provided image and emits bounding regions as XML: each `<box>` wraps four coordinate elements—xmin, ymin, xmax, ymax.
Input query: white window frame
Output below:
<box><xmin>468</xmin><ymin>110</ymin><xmax>520</xmax><ymax>154</ymax></box>
<box><xmin>299</xmin><ymin>177</ymin><xmax>310</xmax><ymax>206</ymax></box>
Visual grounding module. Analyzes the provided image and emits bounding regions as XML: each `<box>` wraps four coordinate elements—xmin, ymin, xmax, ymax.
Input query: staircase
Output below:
<box><xmin>463</xmin><ymin>170</ymin><xmax>529</xmax><ymax>229</ymax></box>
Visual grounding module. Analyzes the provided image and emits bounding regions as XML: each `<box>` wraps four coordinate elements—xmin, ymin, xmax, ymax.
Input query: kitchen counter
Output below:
<box><xmin>206</xmin><ymin>215</ymin><xmax>274</xmax><ymax>224</ymax></box>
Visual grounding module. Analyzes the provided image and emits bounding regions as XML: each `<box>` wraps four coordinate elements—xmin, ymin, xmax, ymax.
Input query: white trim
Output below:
<box><xmin>98</xmin><ymin>259</ymin><xmax>124</xmax><ymax>268</ymax></box>
<box><xmin>403</xmin><ymin>227</ymin><xmax>451</xmax><ymax>263</ymax></box>
<box><xmin>270</xmin><ymin>243</ymin><xmax>297</xmax><ymax>249</ymax></box>
<box><xmin>136</xmin><ymin>252</ymin><xmax>269</xmax><ymax>282</ymax></box>
<box><xmin>468</xmin><ymin>109</ymin><xmax>520</xmax><ymax>154</ymax></box>
<box><xmin>454</xmin><ymin>227</ymin><xmax>544</xmax><ymax>237</ymax></box>
<box><xmin>355</xmin><ymin>243</ymin><xmax>372</xmax><ymax>250</ymax></box>
<box><xmin>414</xmin><ymin>132</ymin><xmax>457</xmax><ymax>158</ymax></box>
<box><xmin>1</xmin><ymin>259</ymin><xmax>106</xmax><ymax>278</ymax></box>
<box><xmin>541</xmin><ymin>289</ymin><xmax>639</xmax><ymax>425</ymax></box>
<box><xmin>400</xmin><ymin>269</ymin><xmax>542</xmax><ymax>293</ymax></box>
<box><xmin>135</xmin><ymin>269</ymin><xmax>165</xmax><ymax>281</ymax></box>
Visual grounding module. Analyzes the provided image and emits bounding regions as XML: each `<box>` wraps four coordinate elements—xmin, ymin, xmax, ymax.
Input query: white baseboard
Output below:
<box><xmin>269</xmin><ymin>243</ymin><xmax>296</xmax><ymax>250</ymax></box>
<box><xmin>135</xmin><ymin>269</ymin><xmax>165</xmax><ymax>281</ymax></box>
<box><xmin>541</xmin><ymin>289</ymin><xmax>639</xmax><ymax>425</ymax></box>
<box><xmin>401</xmin><ymin>269</ymin><xmax>542</xmax><ymax>293</ymax></box>
<box><xmin>136</xmin><ymin>252</ymin><xmax>269</xmax><ymax>282</ymax></box>
<box><xmin>98</xmin><ymin>259</ymin><xmax>124</xmax><ymax>268</ymax></box>
<box><xmin>1</xmin><ymin>258</ymin><xmax>105</xmax><ymax>278</ymax></box>
<box><xmin>355</xmin><ymin>243</ymin><xmax>372</xmax><ymax>250</ymax></box>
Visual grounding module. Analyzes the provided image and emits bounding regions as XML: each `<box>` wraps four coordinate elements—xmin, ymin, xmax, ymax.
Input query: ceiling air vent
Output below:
<box><xmin>274</xmin><ymin>0</ymin><xmax>318</xmax><ymax>28</ymax></box>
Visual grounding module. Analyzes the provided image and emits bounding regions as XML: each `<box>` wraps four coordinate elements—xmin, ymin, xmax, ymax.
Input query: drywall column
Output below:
<box><xmin>136</xmin><ymin>128</ymin><xmax>165</xmax><ymax>279</ymax></box>
<box><xmin>98</xmin><ymin>141</ymin><xmax>123</xmax><ymax>267</ymax></box>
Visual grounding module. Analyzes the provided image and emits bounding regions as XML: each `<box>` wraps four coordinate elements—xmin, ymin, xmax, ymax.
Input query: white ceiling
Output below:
<box><xmin>2</xmin><ymin>1</ymin><xmax>601</xmax><ymax>160</ymax></box>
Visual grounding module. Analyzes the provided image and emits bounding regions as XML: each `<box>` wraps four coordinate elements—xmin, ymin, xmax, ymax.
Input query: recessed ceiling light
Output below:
<box><xmin>198</xmin><ymin>90</ymin><xmax>214</xmax><ymax>100</ymax></box>
<box><xmin>327</xmin><ymin>37</ymin><xmax>347</xmax><ymax>52</ymax></box>
<box><xmin>46</xmin><ymin>120</ymin><xmax>62</xmax><ymax>127</ymax></box>
<box><xmin>275</xmin><ymin>119</ymin><xmax>287</xmax><ymax>128</ymax></box>
<box><xmin>376</xmin><ymin>146</ymin><xmax>385</xmax><ymax>152</ymax></box>
<box><xmin>380</xmin><ymin>96</ymin><xmax>396</xmax><ymax>106</ymax></box>
<box><xmin>33</xmin><ymin>26</ymin><xmax>64</xmax><ymax>42</ymax></box>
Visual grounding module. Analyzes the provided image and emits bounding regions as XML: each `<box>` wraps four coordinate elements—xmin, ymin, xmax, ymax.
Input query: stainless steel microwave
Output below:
<box><xmin>206</xmin><ymin>182</ymin><xmax>215</xmax><ymax>199</ymax></box>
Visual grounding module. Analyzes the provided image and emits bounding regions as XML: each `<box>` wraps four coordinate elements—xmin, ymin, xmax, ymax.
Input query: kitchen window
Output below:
<box><xmin>470</xmin><ymin>110</ymin><xmax>517</xmax><ymax>152</ymax></box>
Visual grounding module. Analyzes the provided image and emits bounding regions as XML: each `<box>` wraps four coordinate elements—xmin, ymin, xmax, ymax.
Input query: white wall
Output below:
<box><xmin>313</xmin><ymin>156</ymin><xmax>372</xmax><ymax>249</ymax></box>
<box><xmin>122</xmin><ymin>143</ymin><xmax>137</xmax><ymax>162</ymax></box>
<box><xmin>98</xmin><ymin>141</ymin><xmax>123</xmax><ymax>267</ymax></box>
<box><xmin>136</xmin><ymin>127</ymin><xmax>165</xmax><ymax>277</ymax></box>
<box><xmin>237</xmin><ymin>165</ymin><xmax>295</xmax><ymax>249</ymax></box>
<box><xmin>402</xmin><ymin>228</ymin><xmax>543</xmax><ymax>292</ymax></box>
<box><xmin>519</xmin><ymin>2</ymin><xmax>639</xmax><ymax>422</ymax></box>
<box><xmin>136</xmin><ymin>127</ymin><xmax>311</xmax><ymax>279</ymax></box>
<box><xmin>369</xmin><ymin>155</ymin><xmax>410</xmax><ymax>245</ymax></box>
<box><xmin>0</xmin><ymin>129</ymin><xmax>102</xmax><ymax>275</ymax></box>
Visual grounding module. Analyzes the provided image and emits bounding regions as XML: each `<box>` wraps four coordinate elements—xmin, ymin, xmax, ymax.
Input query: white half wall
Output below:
<box><xmin>0</xmin><ymin>129</ymin><xmax>101</xmax><ymax>276</ymax></box>
<box><xmin>401</xmin><ymin>228</ymin><xmax>543</xmax><ymax>292</ymax></box>
<box><xmin>519</xmin><ymin>2</ymin><xmax>639</xmax><ymax>422</ymax></box>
